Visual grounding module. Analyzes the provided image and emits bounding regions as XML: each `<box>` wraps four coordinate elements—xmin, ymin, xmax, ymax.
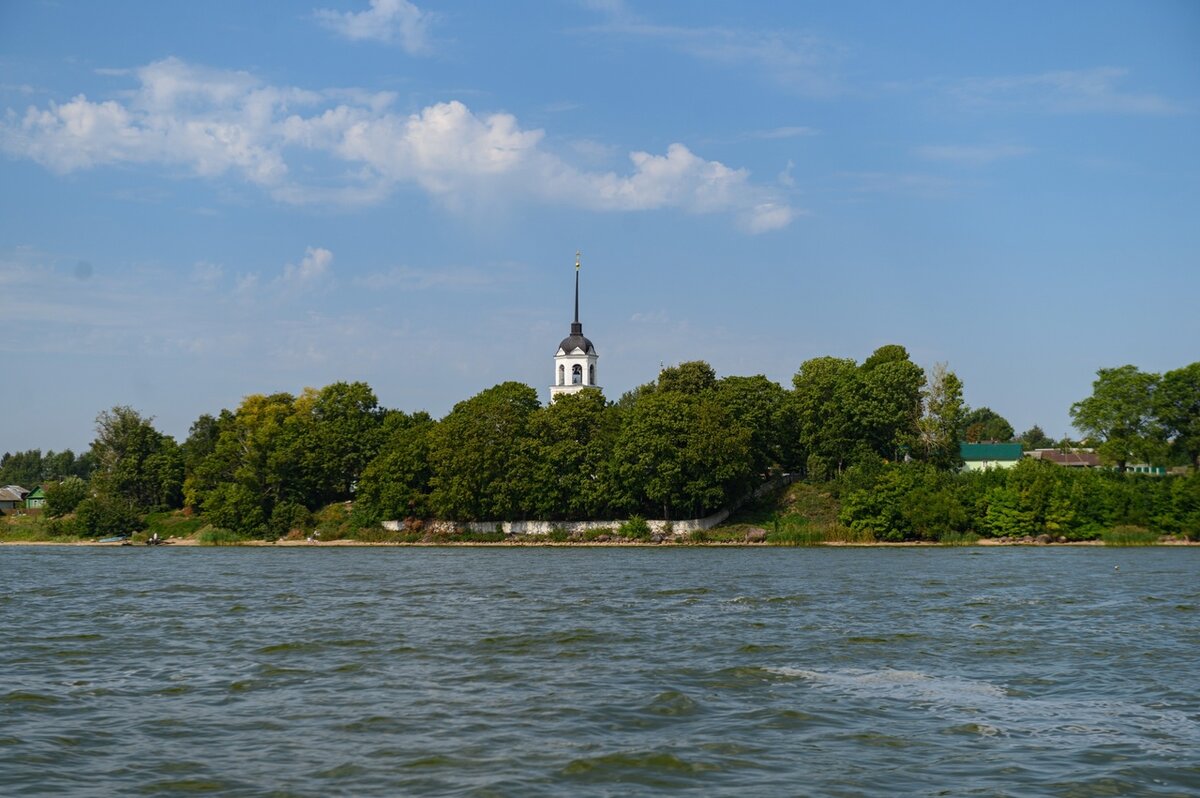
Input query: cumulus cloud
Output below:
<box><xmin>0</xmin><ymin>58</ymin><xmax>793</xmax><ymax>232</ymax></box>
<box><xmin>315</xmin><ymin>0</ymin><xmax>433</xmax><ymax>54</ymax></box>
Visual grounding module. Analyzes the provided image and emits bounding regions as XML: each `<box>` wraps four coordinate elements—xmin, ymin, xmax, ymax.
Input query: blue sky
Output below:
<box><xmin>2</xmin><ymin>0</ymin><xmax>1198</xmax><ymax>453</ymax></box>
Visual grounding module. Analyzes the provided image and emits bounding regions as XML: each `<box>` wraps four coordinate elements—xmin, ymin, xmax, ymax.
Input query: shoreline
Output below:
<box><xmin>3</xmin><ymin>538</ymin><xmax>1196</xmax><ymax>548</ymax></box>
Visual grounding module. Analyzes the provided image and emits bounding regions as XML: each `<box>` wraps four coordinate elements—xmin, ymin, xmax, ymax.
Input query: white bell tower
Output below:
<box><xmin>550</xmin><ymin>251</ymin><xmax>600</xmax><ymax>400</ymax></box>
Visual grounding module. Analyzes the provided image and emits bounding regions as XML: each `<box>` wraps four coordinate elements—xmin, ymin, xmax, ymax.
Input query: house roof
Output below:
<box><xmin>959</xmin><ymin>442</ymin><xmax>1023</xmax><ymax>462</ymax></box>
<box><xmin>1026</xmin><ymin>449</ymin><xmax>1101</xmax><ymax>467</ymax></box>
<box><xmin>0</xmin><ymin>485</ymin><xmax>28</xmax><ymax>502</ymax></box>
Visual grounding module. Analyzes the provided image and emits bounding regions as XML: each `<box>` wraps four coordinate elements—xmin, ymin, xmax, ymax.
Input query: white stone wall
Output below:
<box><xmin>383</xmin><ymin>474</ymin><xmax>798</xmax><ymax>538</ymax></box>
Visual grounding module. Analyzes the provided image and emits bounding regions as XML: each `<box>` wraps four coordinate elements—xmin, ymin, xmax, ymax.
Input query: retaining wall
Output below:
<box><xmin>383</xmin><ymin>473</ymin><xmax>797</xmax><ymax>538</ymax></box>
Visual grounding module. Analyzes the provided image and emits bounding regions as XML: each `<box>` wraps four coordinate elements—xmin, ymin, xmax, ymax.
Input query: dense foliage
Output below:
<box><xmin>835</xmin><ymin>459</ymin><xmax>1200</xmax><ymax>542</ymax></box>
<box><xmin>5</xmin><ymin>349</ymin><xmax>1196</xmax><ymax>541</ymax></box>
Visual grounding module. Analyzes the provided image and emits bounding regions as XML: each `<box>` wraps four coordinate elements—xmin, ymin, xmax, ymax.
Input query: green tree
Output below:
<box><xmin>527</xmin><ymin>390</ymin><xmax>617</xmax><ymax>520</ymax></box>
<box><xmin>1070</xmin><ymin>365</ymin><xmax>1161</xmax><ymax>471</ymax></box>
<box><xmin>0</xmin><ymin>449</ymin><xmax>44</xmax><ymax>487</ymax></box>
<box><xmin>428</xmin><ymin>382</ymin><xmax>541</xmax><ymax>520</ymax></box>
<box><xmin>354</xmin><ymin>411</ymin><xmax>436</xmax><ymax>524</ymax></box>
<box><xmin>611</xmin><ymin>391</ymin><xmax>752</xmax><ymax>519</ymax></box>
<box><xmin>89</xmin><ymin>406</ymin><xmax>184</xmax><ymax>511</ymax></box>
<box><xmin>307</xmin><ymin>381</ymin><xmax>386</xmax><ymax>501</ymax></box>
<box><xmin>44</xmin><ymin>476</ymin><xmax>89</xmax><ymax>517</ymax></box>
<box><xmin>1155</xmin><ymin>362</ymin><xmax>1200</xmax><ymax>469</ymax></box>
<box><xmin>1018</xmin><ymin>425</ymin><xmax>1055</xmax><ymax>450</ymax></box>
<box><xmin>961</xmin><ymin>407</ymin><xmax>1015</xmax><ymax>443</ymax></box>
<box><xmin>917</xmin><ymin>362</ymin><xmax>965</xmax><ymax>469</ymax></box>
<box><xmin>790</xmin><ymin>356</ymin><xmax>860</xmax><ymax>479</ymax></box>
<box><xmin>657</xmin><ymin>360</ymin><xmax>717</xmax><ymax>395</ymax></box>
<box><xmin>856</xmin><ymin>345</ymin><xmax>925</xmax><ymax>462</ymax></box>
<box><xmin>713</xmin><ymin>375</ymin><xmax>788</xmax><ymax>477</ymax></box>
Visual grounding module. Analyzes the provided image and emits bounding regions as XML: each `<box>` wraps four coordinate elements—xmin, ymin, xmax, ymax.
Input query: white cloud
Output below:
<box><xmin>281</xmin><ymin>246</ymin><xmax>333</xmax><ymax>287</ymax></box>
<box><xmin>315</xmin><ymin>0</ymin><xmax>433</xmax><ymax>54</ymax></box>
<box><xmin>0</xmin><ymin>58</ymin><xmax>794</xmax><ymax>232</ymax></box>
<box><xmin>951</xmin><ymin>67</ymin><xmax>1182</xmax><ymax>115</ymax></box>
<box><xmin>915</xmin><ymin>143</ymin><xmax>1032</xmax><ymax>165</ymax></box>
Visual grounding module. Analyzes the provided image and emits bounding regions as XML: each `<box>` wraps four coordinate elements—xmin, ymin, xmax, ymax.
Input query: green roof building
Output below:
<box><xmin>959</xmin><ymin>442</ymin><xmax>1023</xmax><ymax>471</ymax></box>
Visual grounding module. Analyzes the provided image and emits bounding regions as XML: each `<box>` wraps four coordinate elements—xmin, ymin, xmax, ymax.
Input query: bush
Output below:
<box><xmin>269</xmin><ymin>501</ymin><xmax>312</xmax><ymax>539</ymax></box>
<box><xmin>197</xmin><ymin>526</ymin><xmax>251</xmax><ymax>546</ymax></box>
<box><xmin>617</xmin><ymin>515</ymin><xmax>651</xmax><ymax>540</ymax></box>
<box><xmin>1101</xmin><ymin>525</ymin><xmax>1160</xmax><ymax>546</ymax></box>
<box><xmin>75</xmin><ymin>496</ymin><xmax>145</xmax><ymax>537</ymax></box>
<box><xmin>548</xmin><ymin>526</ymin><xmax>570</xmax><ymax>543</ymax></box>
<box><xmin>45</xmin><ymin>476</ymin><xmax>89</xmax><ymax>517</ymax></box>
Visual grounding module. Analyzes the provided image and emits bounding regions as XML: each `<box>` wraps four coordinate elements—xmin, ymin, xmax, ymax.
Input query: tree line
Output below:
<box><xmin>7</xmin><ymin>347</ymin><xmax>1197</xmax><ymax>539</ymax></box>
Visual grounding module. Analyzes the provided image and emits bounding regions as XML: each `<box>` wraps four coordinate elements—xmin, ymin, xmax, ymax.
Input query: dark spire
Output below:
<box><xmin>571</xmin><ymin>251</ymin><xmax>582</xmax><ymax>334</ymax></box>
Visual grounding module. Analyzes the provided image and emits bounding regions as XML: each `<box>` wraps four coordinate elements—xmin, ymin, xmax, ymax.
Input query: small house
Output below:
<box><xmin>959</xmin><ymin>443</ymin><xmax>1023</xmax><ymax>472</ymax></box>
<box><xmin>25</xmin><ymin>486</ymin><xmax>46</xmax><ymax>509</ymax></box>
<box><xmin>0</xmin><ymin>485</ymin><xmax>29</xmax><ymax>513</ymax></box>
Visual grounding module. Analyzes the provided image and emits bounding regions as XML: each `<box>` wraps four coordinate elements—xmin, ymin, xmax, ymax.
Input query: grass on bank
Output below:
<box><xmin>1100</xmin><ymin>525</ymin><xmax>1161</xmax><ymax>547</ymax></box>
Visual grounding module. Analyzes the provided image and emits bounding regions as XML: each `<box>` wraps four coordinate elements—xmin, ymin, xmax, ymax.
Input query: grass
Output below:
<box><xmin>0</xmin><ymin>513</ymin><xmax>85</xmax><ymax>542</ymax></box>
<box><xmin>937</xmin><ymin>531</ymin><xmax>980</xmax><ymax>546</ymax></box>
<box><xmin>1101</xmin><ymin>525</ymin><xmax>1161</xmax><ymax>547</ymax></box>
<box><xmin>139</xmin><ymin>510</ymin><xmax>206</xmax><ymax>542</ymax></box>
<box><xmin>197</xmin><ymin>526</ymin><xmax>253</xmax><ymax>546</ymax></box>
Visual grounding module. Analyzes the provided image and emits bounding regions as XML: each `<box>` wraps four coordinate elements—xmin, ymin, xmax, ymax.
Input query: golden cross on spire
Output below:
<box><xmin>575</xmin><ymin>250</ymin><xmax>581</xmax><ymax>270</ymax></box>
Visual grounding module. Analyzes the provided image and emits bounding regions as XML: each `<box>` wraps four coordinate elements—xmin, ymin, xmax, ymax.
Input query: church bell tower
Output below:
<box><xmin>550</xmin><ymin>252</ymin><xmax>600</xmax><ymax>400</ymax></box>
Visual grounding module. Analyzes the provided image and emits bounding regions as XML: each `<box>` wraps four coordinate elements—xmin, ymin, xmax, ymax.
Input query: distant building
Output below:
<box><xmin>25</xmin><ymin>486</ymin><xmax>46</xmax><ymax>509</ymax></box>
<box><xmin>1024</xmin><ymin>448</ymin><xmax>1101</xmax><ymax>468</ymax></box>
<box><xmin>0</xmin><ymin>485</ymin><xmax>29</xmax><ymax>512</ymax></box>
<box><xmin>550</xmin><ymin>252</ymin><xmax>601</xmax><ymax>400</ymax></box>
<box><xmin>959</xmin><ymin>443</ymin><xmax>1023</xmax><ymax>471</ymax></box>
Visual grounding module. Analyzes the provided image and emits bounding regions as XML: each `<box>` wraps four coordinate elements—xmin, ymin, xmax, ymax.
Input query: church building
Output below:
<box><xmin>550</xmin><ymin>252</ymin><xmax>600</xmax><ymax>400</ymax></box>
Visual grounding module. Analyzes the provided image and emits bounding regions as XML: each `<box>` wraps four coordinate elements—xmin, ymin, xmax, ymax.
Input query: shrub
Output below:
<box><xmin>45</xmin><ymin>476</ymin><xmax>89</xmax><ymax>518</ymax></box>
<box><xmin>1101</xmin><ymin>525</ymin><xmax>1160</xmax><ymax>546</ymax></box>
<box><xmin>75</xmin><ymin>496</ymin><xmax>145</xmax><ymax>537</ymax></box>
<box><xmin>197</xmin><ymin>526</ymin><xmax>251</xmax><ymax>546</ymax></box>
<box><xmin>617</xmin><ymin>515</ymin><xmax>651</xmax><ymax>540</ymax></box>
<box><xmin>689</xmin><ymin>529</ymin><xmax>708</xmax><ymax>543</ymax></box>
<box><xmin>548</xmin><ymin>526</ymin><xmax>570</xmax><ymax>543</ymax></box>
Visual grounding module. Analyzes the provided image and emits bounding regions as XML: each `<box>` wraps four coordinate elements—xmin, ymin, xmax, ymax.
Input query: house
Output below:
<box><xmin>1024</xmin><ymin>448</ymin><xmax>1101</xmax><ymax>468</ymax></box>
<box><xmin>0</xmin><ymin>485</ymin><xmax>29</xmax><ymax>513</ymax></box>
<box><xmin>959</xmin><ymin>443</ymin><xmax>1023</xmax><ymax>471</ymax></box>
<box><xmin>25</xmin><ymin>486</ymin><xmax>46</xmax><ymax>509</ymax></box>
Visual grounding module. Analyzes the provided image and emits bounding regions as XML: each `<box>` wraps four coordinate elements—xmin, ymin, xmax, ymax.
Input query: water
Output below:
<box><xmin>1</xmin><ymin>547</ymin><xmax>1197</xmax><ymax>796</ymax></box>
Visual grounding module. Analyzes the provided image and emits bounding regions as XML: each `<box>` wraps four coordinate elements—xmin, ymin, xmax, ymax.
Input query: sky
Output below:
<box><xmin>1</xmin><ymin>0</ymin><xmax>1198</xmax><ymax>453</ymax></box>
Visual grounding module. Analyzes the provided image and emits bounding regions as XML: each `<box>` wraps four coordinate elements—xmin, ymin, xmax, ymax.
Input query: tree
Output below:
<box><xmin>354</xmin><ymin>411</ymin><xmax>435</xmax><ymax>524</ymax></box>
<box><xmin>307</xmin><ymin>381</ymin><xmax>386</xmax><ymax>501</ymax></box>
<box><xmin>0</xmin><ymin>449</ymin><xmax>44</xmax><ymax>487</ymax></box>
<box><xmin>960</xmin><ymin>407</ymin><xmax>1015</xmax><ymax>443</ymax></box>
<box><xmin>527</xmin><ymin>389</ymin><xmax>617</xmax><ymax>520</ymax></box>
<box><xmin>1018</xmin><ymin>425</ymin><xmax>1055</xmax><ymax>450</ymax></box>
<box><xmin>657</xmin><ymin>360</ymin><xmax>717</xmax><ymax>396</ymax></box>
<box><xmin>1156</xmin><ymin>362</ymin><xmax>1200</xmax><ymax>469</ymax></box>
<box><xmin>611</xmin><ymin>391</ymin><xmax>752</xmax><ymax>519</ymax></box>
<box><xmin>89</xmin><ymin>406</ymin><xmax>183</xmax><ymax>511</ymax></box>
<box><xmin>856</xmin><ymin>345</ymin><xmax>925</xmax><ymax>462</ymax></box>
<box><xmin>1070</xmin><ymin>366</ymin><xmax>1161</xmax><ymax>471</ymax></box>
<box><xmin>918</xmin><ymin>362</ymin><xmax>965</xmax><ymax>469</ymax></box>
<box><xmin>713</xmin><ymin>375</ymin><xmax>788</xmax><ymax>477</ymax></box>
<box><xmin>44</xmin><ymin>476</ymin><xmax>89</xmax><ymax>517</ymax></box>
<box><xmin>790</xmin><ymin>356</ymin><xmax>861</xmax><ymax>479</ymax></box>
<box><xmin>428</xmin><ymin>382</ymin><xmax>541</xmax><ymax>520</ymax></box>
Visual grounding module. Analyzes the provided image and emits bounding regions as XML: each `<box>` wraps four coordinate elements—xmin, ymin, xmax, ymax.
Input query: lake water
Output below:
<box><xmin>2</xmin><ymin>547</ymin><xmax>1198</xmax><ymax>796</ymax></box>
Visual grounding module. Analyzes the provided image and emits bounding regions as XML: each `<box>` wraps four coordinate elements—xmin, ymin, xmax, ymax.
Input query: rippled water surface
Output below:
<box><xmin>2</xmin><ymin>547</ymin><xmax>1198</xmax><ymax>796</ymax></box>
